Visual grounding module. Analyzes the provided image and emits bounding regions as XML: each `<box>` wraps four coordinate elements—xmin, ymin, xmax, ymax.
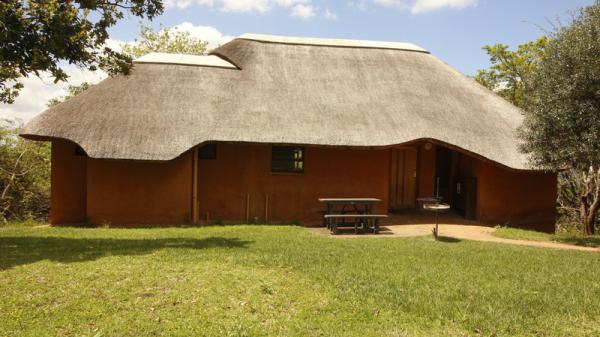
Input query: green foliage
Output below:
<box><xmin>520</xmin><ymin>3</ymin><xmax>600</xmax><ymax>171</ymax></box>
<box><xmin>0</xmin><ymin>0</ymin><xmax>164</xmax><ymax>104</ymax></box>
<box><xmin>519</xmin><ymin>1</ymin><xmax>600</xmax><ymax>234</ymax></box>
<box><xmin>121</xmin><ymin>24</ymin><xmax>210</xmax><ymax>58</ymax></box>
<box><xmin>474</xmin><ymin>37</ymin><xmax>548</xmax><ymax>109</ymax></box>
<box><xmin>47</xmin><ymin>82</ymin><xmax>94</xmax><ymax>107</ymax></box>
<box><xmin>0</xmin><ymin>124</ymin><xmax>50</xmax><ymax>224</ymax></box>
<box><xmin>2</xmin><ymin>225</ymin><xmax>600</xmax><ymax>336</ymax></box>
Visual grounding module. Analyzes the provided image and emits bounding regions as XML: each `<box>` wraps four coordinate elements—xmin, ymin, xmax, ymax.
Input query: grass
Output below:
<box><xmin>494</xmin><ymin>226</ymin><xmax>600</xmax><ymax>248</ymax></box>
<box><xmin>1</xmin><ymin>225</ymin><xmax>600</xmax><ymax>337</ymax></box>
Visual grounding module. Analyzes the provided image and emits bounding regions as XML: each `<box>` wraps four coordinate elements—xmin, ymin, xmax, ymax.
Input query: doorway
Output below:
<box><xmin>434</xmin><ymin>147</ymin><xmax>453</xmax><ymax>202</ymax></box>
<box><xmin>389</xmin><ymin>148</ymin><xmax>417</xmax><ymax>211</ymax></box>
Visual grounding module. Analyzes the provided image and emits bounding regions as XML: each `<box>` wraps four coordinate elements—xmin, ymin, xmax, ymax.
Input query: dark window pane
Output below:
<box><xmin>272</xmin><ymin>146</ymin><xmax>303</xmax><ymax>173</ymax></box>
<box><xmin>199</xmin><ymin>144</ymin><xmax>217</xmax><ymax>159</ymax></box>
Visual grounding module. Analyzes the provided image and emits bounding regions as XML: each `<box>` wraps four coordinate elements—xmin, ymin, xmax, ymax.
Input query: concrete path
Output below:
<box><xmin>308</xmin><ymin>224</ymin><xmax>600</xmax><ymax>253</ymax></box>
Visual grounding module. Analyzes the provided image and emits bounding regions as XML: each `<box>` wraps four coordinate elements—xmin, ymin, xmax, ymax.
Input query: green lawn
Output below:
<box><xmin>494</xmin><ymin>226</ymin><xmax>600</xmax><ymax>248</ymax></box>
<box><xmin>1</xmin><ymin>225</ymin><xmax>600</xmax><ymax>337</ymax></box>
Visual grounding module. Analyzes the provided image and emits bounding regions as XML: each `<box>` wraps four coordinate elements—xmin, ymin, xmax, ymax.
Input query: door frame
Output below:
<box><xmin>389</xmin><ymin>146</ymin><xmax>418</xmax><ymax>211</ymax></box>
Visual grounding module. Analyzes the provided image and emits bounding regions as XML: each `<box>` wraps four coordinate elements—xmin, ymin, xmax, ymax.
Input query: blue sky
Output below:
<box><xmin>111</xmin><ymin>0</ymin><xmax>594</xmax><ymax>75</ymax></box>
<box><xmin>1</xmin><ymin>0</ymin><xmax>595</xmax><ymax>122</ymax></box>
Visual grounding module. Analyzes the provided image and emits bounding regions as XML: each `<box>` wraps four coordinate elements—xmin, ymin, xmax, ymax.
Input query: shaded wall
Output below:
<box><xmin>51</xmin><ymin>140</ymin><xmax>87</xmax><ymax>224</ymax></box>
<box><xmin>417</xmin><ymin>143</ymin><xmax>436</xmax><ymax>198</ymax></box>
<box><xmin>86</xmin><ymin>153</ymin><xmax>193</xmax><ymax>225</ymax></box>
<box><xmin>198</xmin><ymin>143</ymin><xmax>390</xmax><ymax>224</ymax></box>
<box><xmin>454</xmin><ymin>151</ymin><xmax>556</xmax><ymax>231</ymax></box>
<box><xmin>476</xmin><ymin>160</ymin><xmax>557</xmax><ymax>232</ymax></box>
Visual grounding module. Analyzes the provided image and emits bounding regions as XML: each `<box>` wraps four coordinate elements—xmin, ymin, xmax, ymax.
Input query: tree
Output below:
<box><xmin>47</xmin><ymin>82</ymin><xmax>94</xmax><ymax>108</ymax></box>
<box><xmin>475</xmin><ymin>37</ymin><xmax>547</xmax><ymax>109</ymax></box>
<box><xmin>0</xmin><ymin>122</ymin><xmax>50</xmax><ymax>224</ymax></box>
<box><xmin>520</xmin><ymin>1</ymin><xmax>600</xmax><ymax>235</ymax></box>
<box><xmin>121</xmin><ymin>24</ymin><xmax>209</xmax><ymax>58</ymax></box>
<box><xmin>0</xmin><ymin>0</ymin><xmax>164</xmax><ymax>104</ymax></box>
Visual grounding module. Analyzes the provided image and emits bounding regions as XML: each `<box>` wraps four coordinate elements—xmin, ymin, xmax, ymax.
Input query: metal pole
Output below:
<box><xmin>434</xmin><ymin>209</ymin><xmax>439</xmax><ymax>240</ymax></box>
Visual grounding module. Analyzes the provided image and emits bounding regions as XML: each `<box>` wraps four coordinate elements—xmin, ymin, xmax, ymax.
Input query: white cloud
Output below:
<box><xmin>172</xmin><ymin>22</ymin><xmax>234</xmax><ymax>48</ymax></box>
<box><xmin>164</xmin><ymin>0</ymin><xmax>194</xmax><ymax>9</ymax></box>
<box><xmin>218</xmin><ymin>0</ymin><xmax>271</xmax><ymax>12</ymax></box>
<box><xmin>366</xmin><ymin>0</ymin><xmax>477</xmax><ymax>13</ymax></box>
<box><xmin>291</xmin><ymin>3</ymin><xmax>315</xmax><ymax>20</ymax></box>
<box><xmin>165</xmin><ymin>0</ymin><xmax>313</xmax><ymax>17</ymax></box>
<box><xmin>348</xmin><ymin>1</ymin><xmax>368</xmax><ymax>11</ymax></box>
<box><xmin>275</xmin><ymin>0</ymin><xmax>308</xmax><ymax>7</ymax></box>
<box><xmin>0</xmin><ymin>66</ymin><xmax>107</xmax><ymax>123</ymax></box>
<box><xmin>323</xmin><ymin>8</ymin><xmax>338</xmax><ymax>21</ymax></box>
<box><xmin>410</xmin><ymin>0</ymin><xmax>477</xmax><ymax>13</ymax></box>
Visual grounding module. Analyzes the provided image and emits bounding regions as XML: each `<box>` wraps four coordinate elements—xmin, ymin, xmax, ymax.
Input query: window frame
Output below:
<box><xmin>271</xmin><ymin>146</ymin><xmax>305</xmax><ymax>174</ymax></box>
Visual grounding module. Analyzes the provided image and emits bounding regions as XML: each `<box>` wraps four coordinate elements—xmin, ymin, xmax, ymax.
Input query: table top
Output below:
<box><xmin>318</xmin><ymin>198</ymin><xmax>381</xmax><ymax>204</ymax></box>
<box><xmin>423</xmin><ymin>203</ymin><xmax>451</xmax><ymax>211</ymax></box>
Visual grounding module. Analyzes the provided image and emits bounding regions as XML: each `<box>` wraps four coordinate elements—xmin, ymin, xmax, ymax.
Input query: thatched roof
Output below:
<box><xmin>21</xmin><ymin>34</ymin><xmax>531</xmax><ymax>169</ymax></box>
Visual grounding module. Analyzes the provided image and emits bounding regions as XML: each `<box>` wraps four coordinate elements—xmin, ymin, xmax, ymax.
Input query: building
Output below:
<box><xmin>21</xmin><ymin>34</ymin><xmax>557</xmax><ymax>230</ymax></box>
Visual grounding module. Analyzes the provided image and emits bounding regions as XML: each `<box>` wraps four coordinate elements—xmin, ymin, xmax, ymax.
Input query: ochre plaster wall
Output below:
<box><xmin>475</xmin><ymin>160</ymin><xmax>557</xmax><ymax>232</ymax></box>
<box><xmin>85</xmin><ymin>152</ymin><xmax>193</xmax><ymax>225</ymax></box>
<box><xmin>417</xmin><ymin>143</ymin><xmax>436</xmax><ymax>198</ymax></box>
<box><xmin>50</xmin><ymin>140</ymin><xmax>87</xmax><ymax>224</ymax></box>
<box><xmin>50</xmin><ymin>139</ymin><xmax>556</xmax><ymax>230</ymax></box>
<box><xmin>197</xmin><ymin>143</ymin><xmax>390</xmax><ymax>224</ymax></box>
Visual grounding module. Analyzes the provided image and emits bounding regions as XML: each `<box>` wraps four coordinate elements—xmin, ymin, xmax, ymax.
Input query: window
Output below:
<box><xmin>199</xmin><ymin>144</ymin><xmax>217</xmax><ymax>159</ymax></box>
<box><xmin>272</xmin><ymin>146</ymin><xmax>304</xmax><ymax>173</ymax></box>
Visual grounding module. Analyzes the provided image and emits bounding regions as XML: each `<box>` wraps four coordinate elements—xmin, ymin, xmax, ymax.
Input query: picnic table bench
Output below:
<box><xmin>324</xmin><ymin>213</ymin><xmax>388</xmax><ymax>234</ymax></box>
<box><xmin>318</xmin><ymin>198</ymin><xmax>387</xmax><ymax>235</ymax></box>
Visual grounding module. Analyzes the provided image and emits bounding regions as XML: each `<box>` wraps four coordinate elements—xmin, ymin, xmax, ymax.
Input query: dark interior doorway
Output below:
<box><xmin>434</xmin><ymin>147</ymin><xmax>453</xmax><ymax>203</ymax></box>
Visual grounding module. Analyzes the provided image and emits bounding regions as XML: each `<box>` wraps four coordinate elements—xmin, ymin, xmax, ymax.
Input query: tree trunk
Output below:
<box><xmin>579</xmin><ymin>166</ymin><xmax>600</xmax><ymax>236</ymax></box>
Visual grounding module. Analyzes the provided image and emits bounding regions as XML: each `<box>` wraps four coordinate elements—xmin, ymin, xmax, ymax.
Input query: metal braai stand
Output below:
<box><xmin>423</xmin><ymin>202</ymin><xmax>450</xmax><ymax>240</ymax></box>
<box><xmin>418</xmin><ymin>178</ymin><xmax>450</xmax><ymax>240</ymax></box>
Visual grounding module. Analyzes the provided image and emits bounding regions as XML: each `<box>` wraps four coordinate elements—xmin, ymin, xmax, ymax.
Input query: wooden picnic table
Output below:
<box><xmin>318</xmin><ymin>198</ymin><xmax>385</xmax><ymax>234</ymax></box>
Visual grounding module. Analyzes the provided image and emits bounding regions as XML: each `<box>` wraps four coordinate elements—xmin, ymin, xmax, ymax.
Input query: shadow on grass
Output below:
<box><xmin>435</xmin><ymin>236</ymin><xmax>462</xmax><ymax>243</ymax></box>
<box><xmin>0</xmin><ymin>236</ymin><xmax>252</xmax><ymax>270</ymax></box>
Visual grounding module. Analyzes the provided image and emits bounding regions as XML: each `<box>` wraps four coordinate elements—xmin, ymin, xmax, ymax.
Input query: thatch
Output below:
<box><xmin>21</xmin><ymin>34</ymin><xmax>530</xmax><ymax>169</ymax></box>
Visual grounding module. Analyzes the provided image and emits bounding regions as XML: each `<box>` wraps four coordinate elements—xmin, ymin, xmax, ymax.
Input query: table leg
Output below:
<box><xmin>434</xmin><ymin>209</ymin><xmax>439</xmax><ymax>240</ymax></box>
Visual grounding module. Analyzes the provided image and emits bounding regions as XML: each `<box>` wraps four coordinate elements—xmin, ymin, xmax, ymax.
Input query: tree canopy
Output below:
<box><xmin>519</xmin><ymin>1</ymin><xmax>600</xmax><ymax>234</ymax></box>
<box><xmin>0</xmin><ymin>0</ymin><xmax>164</xmax><ymax>104</ymax></box>
<box><xmin>474</xmin><ymin>37</ymin><xmax>547</xmax><ymax>109</ymax></box>
<box><xmin>520</xmin><ymin>3</ymin><xmax>600</xmax><ymax>171</ymax></box>
<box><xmin>121</xmin><ymin>25</ymin><xmax>209</xmax><ymax>58</ymax></box>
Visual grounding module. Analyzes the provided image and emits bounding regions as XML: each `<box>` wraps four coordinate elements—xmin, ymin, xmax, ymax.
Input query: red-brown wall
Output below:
<box><xmin>50</xmin><ymin>140</ymin><xmax>556</xmax><ymax>230</ymax></box>
<box><xmin>198</xmin><ymin>143</ymin><xmax>390</xmax><ymax>224</ymax></box>
<box><xmin>85</xmin><ymin>153</ymin><xmax>193</xmax><ymax>225</ymax></box>
<box><xmin>476</xmin><ymin>160</ymin><xmax>557</xmax><ymax>231</ymax></box>
<box><xmin>452</xmin><ymin>150</ymin><xmax>556</xmax><ymax>231</ymax></box>
<box><xmin>417</xmin><ymin>143</ymin><xmax>436</xmax><ymax>198</ymax></box>
<box><xmin>50</xmin><ymin>139</ymin><xmax>193</xmax><ymax>226</ymax></box>
<box><xmin>51</xmin><ymin>140</ymin><xmax>87</xmax><ymax>224</ymax></box>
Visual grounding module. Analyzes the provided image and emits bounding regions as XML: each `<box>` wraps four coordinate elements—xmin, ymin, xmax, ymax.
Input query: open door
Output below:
<box><xmin>389</xmin><ymin>148</ymin><xmax>417</xmax><ymax>211</ymax></box>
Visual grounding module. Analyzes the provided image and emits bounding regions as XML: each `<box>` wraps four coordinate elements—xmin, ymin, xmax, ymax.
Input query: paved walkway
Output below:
<box><xmin>308</xmin><ymin>213</ymin><xmax>599</xmax><ymax>253</ymax></box>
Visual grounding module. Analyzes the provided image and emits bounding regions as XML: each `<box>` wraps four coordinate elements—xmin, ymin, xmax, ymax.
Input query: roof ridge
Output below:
<box><xmin>133</xmin><ymin>53</ymin><xmax>238</xmax><ymax>69</ymax></box>
<box><xmin>238</xmin><ymin>33</ymin><xmax>429</xmax><ymax>53</ymax></box>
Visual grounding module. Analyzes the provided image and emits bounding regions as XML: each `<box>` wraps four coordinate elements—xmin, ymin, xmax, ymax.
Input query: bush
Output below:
<box><xmin>0</xmin><ymin>123</ymin><xmax>50</xmax><ymax>224</ymax></box>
